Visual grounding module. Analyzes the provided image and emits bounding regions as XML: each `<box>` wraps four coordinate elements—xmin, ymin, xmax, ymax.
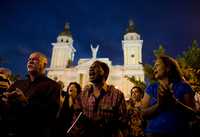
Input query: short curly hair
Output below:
<box><xmin>92</xmin><ymin>60</ymin><xmax>110</xmax><ymax>80</ymax></box>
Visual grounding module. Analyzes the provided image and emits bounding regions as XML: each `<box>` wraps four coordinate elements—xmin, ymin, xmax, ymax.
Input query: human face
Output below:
<box><xmin>131</xmin><ymin>88</ymin><xmax>142</xmax><ymax>102</ymax></box>
<box><xmin>89</xmin><ymin>62</ymin><xmax>104</xmax><ymax>84</ymax></box>
<box><xmin>153</xmin><ymin>59</ymin><xmax>167</xmax><ymax>80</ymax></box>
<box><xmin>68</xmin><ymin>84</ymin><xmax>78</xmax><ymax>99</ymax></box>
<box><xmin>27</xmin><ymin>53</ymin><xmax>43</xmax><ymax>74</ymax></box>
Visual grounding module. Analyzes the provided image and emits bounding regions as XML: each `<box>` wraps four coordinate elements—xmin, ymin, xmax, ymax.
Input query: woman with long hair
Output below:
<box><xmin>142</xmin><ymin>55</ymin><xmax>195</xmax><ymax>137</ymax></box>
<box><xmin>56</xmin><ymin>82</ymin><xmax>82</xmax><ymax>137</ymax></box>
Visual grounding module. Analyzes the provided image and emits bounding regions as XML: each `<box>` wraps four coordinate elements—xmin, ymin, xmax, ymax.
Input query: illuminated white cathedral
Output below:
<box><xmin>47</xmin><ymin>21</ymin><xmax>144</xmax><ymax>98</ymax></box>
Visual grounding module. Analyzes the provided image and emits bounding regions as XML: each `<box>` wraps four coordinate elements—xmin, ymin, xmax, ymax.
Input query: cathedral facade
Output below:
<box><xmin>47</xmin><ymin>21</ymin><xmax>144</xmax><ymax>98</ymax></box>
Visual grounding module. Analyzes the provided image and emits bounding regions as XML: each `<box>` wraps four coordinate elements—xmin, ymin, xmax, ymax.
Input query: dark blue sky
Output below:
<box><xmin>0</xmin><ymin>0</ymin><xmax>200</xmax><ymax>77</ymax></box>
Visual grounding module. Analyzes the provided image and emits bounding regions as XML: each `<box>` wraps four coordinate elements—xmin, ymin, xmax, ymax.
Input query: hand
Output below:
<box><xmin>15</xmin><ymin>88</ymin><xmax>28</xmax><ymax>103</ymax></box>
<box><xmin>3</xmin><ymin>90</ymin><xmax>18</xmax><ymax>98</ymax></box>
<box><xmin>157</xmin><ymin>81</ymin><xmax>173</xmax><ymax>107</ymax></box>
<box><xmin>1</xmin><ymin>90</ymin><xmax>20</xmax><ymax>104</ymax></box>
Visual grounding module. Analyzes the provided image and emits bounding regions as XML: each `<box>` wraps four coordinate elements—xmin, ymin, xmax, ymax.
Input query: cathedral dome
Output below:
<box><xmin>125</xmin><ymin>20</ymin><xmax>137</xmax><ymax>34</ymax></box>
<box><xmin>59</xmin><ymin>23</ymin><xmax>72</xmax><ymax>37</ymax></box>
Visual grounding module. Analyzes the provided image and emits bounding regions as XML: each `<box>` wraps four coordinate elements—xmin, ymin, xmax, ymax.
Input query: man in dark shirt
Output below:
<box><xmin>4</xmin><ymin>52</ymin><xmax>61</xmax><ymax>137</ymax></box>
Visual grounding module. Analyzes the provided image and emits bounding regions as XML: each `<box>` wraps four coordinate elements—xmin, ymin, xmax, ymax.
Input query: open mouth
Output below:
<box><xmin>27</xmin><ymin>64</ymin><xmax>34</xmax><ymax>69</ymax></box>
<box><xmin>89</xmin><ymin>75</ymin><xmax>95</xmax><ymax>80</ymax></box>
<box><xmin>89</xmin><ymin>70</ymin><xmax>95</xmax><ymax>77</ymax></box>
<box><xmin>153</xmin><ymin>70</ymin><xmax>158</xmax><ymax>75</ymax></box>
<box><xmin>28</xmin><ymin>63</ymin><xmax>34</xmax><ymax>67</ymax></box>
<box><xmin>69</xmin><ymin>91</ymin><xmax>72</xmax><ymax>95</ymax></box>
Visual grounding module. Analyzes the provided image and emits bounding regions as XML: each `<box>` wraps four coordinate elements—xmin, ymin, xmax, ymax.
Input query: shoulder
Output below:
<box><xmin>146</xmin><ymin>82</ymin><xmax>159</xmax><ymax>97</ymax></box>
<box><xmin>109</xmin><ymin>85</ymin><xmax>123</xmax><ymax>95</ymax></box>
<box><xmin>44</xmin><ymin>77</ymin><xmax>60</xmax><ymax>87</ymax></box>
<box><xmin>108</xmin><ymin>85</ymin><xmax>125</xmax><ymax>102</ymax></box>
<box><xmin>39</xmin><ymin>77</ymin><xmax>61</xmax><ymax>92</ymax></box>
<box><xmin>82</xmin><ymin>84</ymin><xmax>93</xmax><ymax>97</ymax></box>
<box><xmin>83</xmin><ymin>83</ymin><xmax>93</xmax><ymax>91</ymax></box>
<box><xmin>175</xmin><ymin>80</ymin><xmax>192</xmax><ymax>90</ymax></box>
<box><xmin>173</xmin><ymin>80</ymin><xmax>193</xmax><ymax>97</ymax></box>
<box><xmin>146</xmin><ymin>82</ymin><xmax>159</xmax><ymax>90</ymax></box>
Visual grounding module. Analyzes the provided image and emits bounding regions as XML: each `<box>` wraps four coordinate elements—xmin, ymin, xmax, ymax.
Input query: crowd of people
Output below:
<box><xmin>0</xmin><ymin>52</ymin><xmax>199</xmax><ymax>137</ymax></box>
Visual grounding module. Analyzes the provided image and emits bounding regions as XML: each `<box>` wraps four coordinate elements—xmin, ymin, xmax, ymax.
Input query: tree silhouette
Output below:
<box><xmin>177</xmin><ymin>40</ymin><xmax>200</xmax><ymax>93</ymax></box>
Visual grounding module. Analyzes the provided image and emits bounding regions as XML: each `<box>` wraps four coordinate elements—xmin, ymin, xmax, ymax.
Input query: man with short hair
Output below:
<box><xmin>5</xmin><ymin>52</ymin><xmax>61</xmax><ymax>137</ymax></box>
<box><xmin>71</xmin><ymin>60</ymin><xmax>127</xmax><ymax>137</ymax></box>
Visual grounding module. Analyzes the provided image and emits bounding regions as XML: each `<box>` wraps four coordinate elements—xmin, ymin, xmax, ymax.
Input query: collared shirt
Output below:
<box><xmin>80</xmin><ymin>83</ymin><xmax>127</xmax><ymax>137</ymax></box>
<box><xmin>82</xmin><ymin>83</ymin><xmax>126</xmax><ymax>120</ymax></box>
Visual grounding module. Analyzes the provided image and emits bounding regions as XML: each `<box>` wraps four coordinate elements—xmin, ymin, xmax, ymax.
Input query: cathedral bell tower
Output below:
<box><xmin>122</xmin><ymin>20</ymin><xmax>143</xmax><ymax>66</ymax></box>
<box><xmin>50</xmin><ymin>23</ymin><xmax>76</xmax><ymax>68</ymax></box>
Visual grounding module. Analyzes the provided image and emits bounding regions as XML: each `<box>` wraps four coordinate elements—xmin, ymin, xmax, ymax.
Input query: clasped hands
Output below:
<box><xmin>157</xmin><ymin>81</ymin><xmax>175</xmax><ymax>108</ymax></box>
<box><xmin>2</xmin><ymin>88</ymin><xmax>28</xmax><ymax>103</ymax></box>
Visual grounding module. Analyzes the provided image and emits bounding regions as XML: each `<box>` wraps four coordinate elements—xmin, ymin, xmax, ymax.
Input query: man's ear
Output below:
<box><xmin>39</xmin><ymin>57</ymin><xmax>48</xmax><ymax>69</ymax></box>
<box><xmin>39</xmin><ymin>60</ymin><xmax>47</xmax><ymax>73</ymax></box>
<box><xmin>43</xmin><ymin>62</ymin><xmax>47</xmax><ymax>68</ymax></box>
<box><xmin>99</xmin><ymin>67</ymin><xmax>104</xmax><ymax>77</ymax></box>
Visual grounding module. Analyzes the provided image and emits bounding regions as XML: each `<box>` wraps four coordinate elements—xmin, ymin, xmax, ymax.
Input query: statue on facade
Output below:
<box><xmin>90</xmin><ymin>44</ymin><xmax>99</xmax><ymax>59</ymax></box>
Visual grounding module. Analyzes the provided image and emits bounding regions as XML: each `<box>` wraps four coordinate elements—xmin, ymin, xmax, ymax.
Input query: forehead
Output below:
<box><xmin>131</xmin><ymin>88</ymin><xmax>140</xmax><ymax>92</ymax></box>
<box><xmin>155</xmin><ymin>59</ymin><xmax>164</xmax><ymax>65</ymax></box>
<box><xmin>91</xmin><ymin>62</ymin><xmax>101</xmax><ymax>67</ymax></box>
<box><xmin>29</xmin><ymin>53</ymin><xmax>41</xmax><ymax>59</ymax></box>
<box><xmin>69</xmin><ymin>84</ymin><xmax>76</xmax><ymax>87</ymax></box>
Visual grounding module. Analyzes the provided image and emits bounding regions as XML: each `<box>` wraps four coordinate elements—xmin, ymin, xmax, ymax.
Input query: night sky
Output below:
<box><xmin>0</xmin><ymin>0</ymin><xmax>200</xmax><ymax>77</ymax></box>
